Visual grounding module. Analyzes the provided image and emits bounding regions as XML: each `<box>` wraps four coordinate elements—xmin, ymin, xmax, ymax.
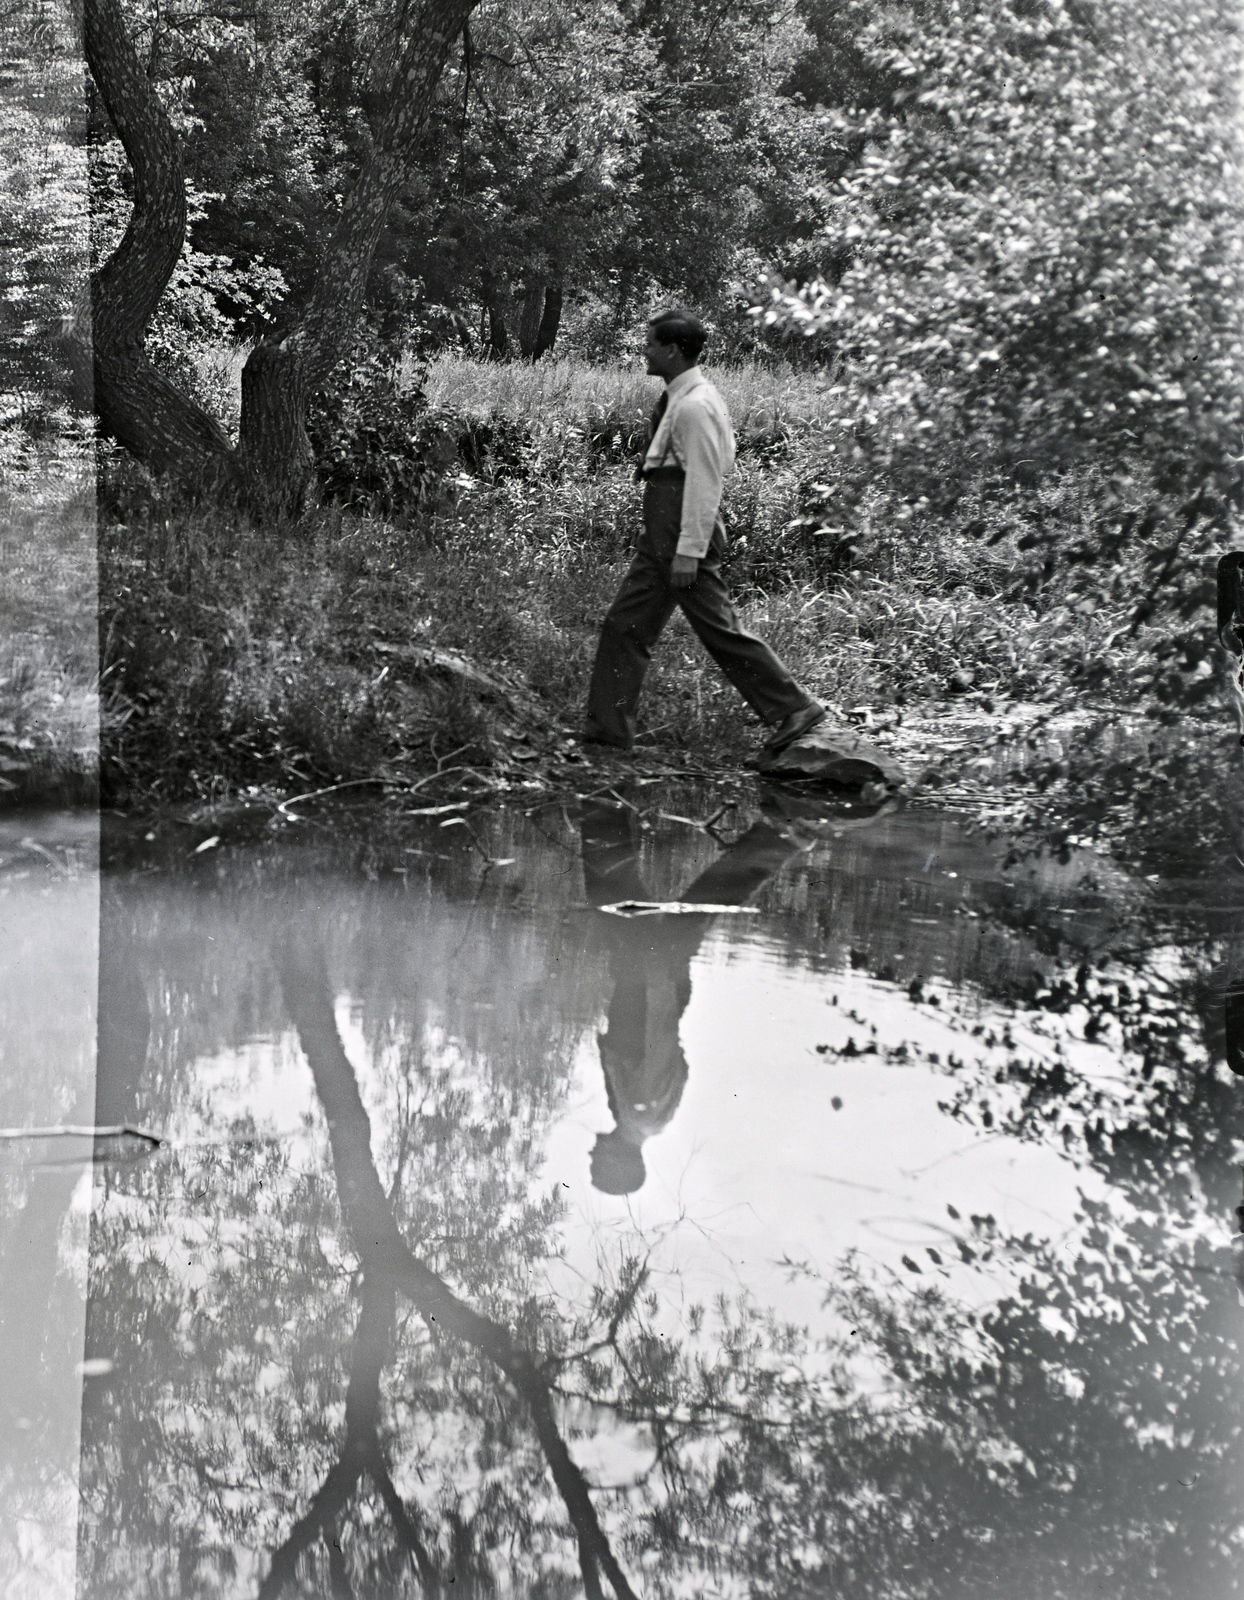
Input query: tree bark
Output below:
<box><xmin>532</xmin><ymin>278</ymin><xmax>563</xmax><ymax>360</ymax></box>
<box><xmin>82</xmin><ymin>0</ymin><xmax>478</xmax><ymax>513</ymax></box>
<box><xmin>517</xmin><ymin>277</ymin><xmax>544</xmax><ymax>359</ymax></box>
<box><xmin>486</xmin><ymin>302</ymin><xmax>509</xmax><ymax>359</ymax></box>
<box><xmin>81</xmin><ymin>0</ymin><xmax>236</xmax><ymax>485</ymax></box>
<box><xmin>482</xmin><ymin>273</ymin><xmax>511</xmax><ymax>360</ymax></box>
<box><xmin>236</xmin><ymin>337</ymin><xmax>316</xmax><ymax>519</ymax></box>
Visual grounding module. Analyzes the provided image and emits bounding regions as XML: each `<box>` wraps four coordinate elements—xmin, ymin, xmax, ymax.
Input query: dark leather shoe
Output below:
<box><xmin>762</xmin><ymin>702</ymin><xmax>826</xmax><ymax>754</ymax></box>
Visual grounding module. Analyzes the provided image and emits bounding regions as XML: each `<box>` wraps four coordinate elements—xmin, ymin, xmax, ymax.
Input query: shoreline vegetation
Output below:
<box><xmin>3</xmin><ymin>351</ymin><xmax>1236</xmax><ymax>880</ymax></box>
<box><xmin>1</xmin><ymin>480</ymin><xmax>98</xmax><ymax>809</ymax></box>
<box><xmin>3</xmin><ymin>0</ymin><xmax>1239</xmax><ymax>887</ymax></box>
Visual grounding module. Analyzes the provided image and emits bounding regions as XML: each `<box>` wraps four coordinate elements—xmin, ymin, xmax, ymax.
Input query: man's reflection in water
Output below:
<box><xmin>580</xmin><ymin>800</ymin><xmax>805</xmax><ymax>1194</ymax></box>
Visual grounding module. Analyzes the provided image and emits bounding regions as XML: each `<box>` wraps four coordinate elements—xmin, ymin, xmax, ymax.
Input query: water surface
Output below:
<box><xmin>2</xmin><ymin>791</ymin><xmax>1241</xmax><ymax>1598</ymax></box>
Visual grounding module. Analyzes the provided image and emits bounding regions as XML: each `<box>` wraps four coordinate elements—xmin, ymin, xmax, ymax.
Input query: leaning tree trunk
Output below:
<box><xmin>237</xmin><ymin>0</ymin><xmax>480</xmax><ymax>511</ymax></box>
<box><xmin>81</xmin><ymin>0</ymin><xmax>478</xmax><ymax>515</ymax></box>
<box><xmin>80</xmin><ymin>0</ymin><xmax>236</xmax><ymax>486</ymax></box>
<box><xmin>237</xmin><ymin>339</ymin><xmax>315</xmax><ymax>518</ymax></box>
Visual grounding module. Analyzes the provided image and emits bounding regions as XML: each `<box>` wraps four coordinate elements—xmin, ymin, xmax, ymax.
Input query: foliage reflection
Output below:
<box><xmin>76</xmin><ymin>802</ymin><xmax>1243</xmax><ymax>1597</ymax></box>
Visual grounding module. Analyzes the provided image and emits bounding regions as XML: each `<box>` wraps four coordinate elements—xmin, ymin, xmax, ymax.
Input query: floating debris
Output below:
<box><xmin>598</xmin><ymin>900</ymin><xmax>762</xmax><ymax>917</ymax></box>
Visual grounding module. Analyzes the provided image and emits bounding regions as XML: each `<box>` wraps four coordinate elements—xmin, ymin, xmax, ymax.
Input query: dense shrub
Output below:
<box><xmin>750</xmin><ymin>0</ymin><xmax>1244</xmax><ymax>696</ymax></box>
<box><xmin>756</xmin><ymin>0</ymin><xmax>1244</xmax><ymax>483</ymax></box>
<box><xmin>306</xmin><ymin>352</ymin><xmax>565</xmax><ymax>517</ymax></box>
<box><xmin>307</xmin><ymin>353</ymin><xmax>454</xmax><ymax>518</ymax></box>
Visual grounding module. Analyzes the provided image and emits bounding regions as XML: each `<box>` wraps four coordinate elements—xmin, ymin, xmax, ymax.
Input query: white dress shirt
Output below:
<box><xmin>642</xmin><ymin>367</ymin><xmax>736</xmax><ymax>559</ymax></box>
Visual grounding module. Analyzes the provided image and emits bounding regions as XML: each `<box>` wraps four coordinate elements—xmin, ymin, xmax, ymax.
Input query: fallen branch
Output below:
<box><xmin>0</xmin><ymin>1123</ymin><xmax>161</xmax><ymax>1144</ymax></box>
<box><xmin>400</xmin><ymin>765</ymin><xmax>476</xmax><ymax>796</ymax></box>
<box><xmin>599</xmin><ymin>900</ymin><xmax>760</xmax><ymax>918</ymax></box>
<box><xmin>371</xmin><ymin>640</ymin><xmax>515</xmax><ymax>705</ymax></box>
<box><xmin>276</xmin><ymin>778</ymin><xmax>389</xmax><ymax>818</ymax></box>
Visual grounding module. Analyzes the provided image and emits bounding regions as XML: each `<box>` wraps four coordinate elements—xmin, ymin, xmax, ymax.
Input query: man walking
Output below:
<box><xmin>582</xmin><ymin>309</ymin><xmax>825</xmax><ymax>753</ymax></box>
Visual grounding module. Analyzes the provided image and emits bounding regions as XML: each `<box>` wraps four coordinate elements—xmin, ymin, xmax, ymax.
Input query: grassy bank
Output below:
<box><xmin>7</xmin><ymin>352</ymin><xmax>1235</xmax><ymax>874</ymax></box>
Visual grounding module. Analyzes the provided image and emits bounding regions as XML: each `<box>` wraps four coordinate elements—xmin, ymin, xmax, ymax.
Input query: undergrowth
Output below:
<box><xmin>0</xmin><ymin>486</ymin><xmax>100</xmax><ymax>805</ymax></box>
<box><xmin>7</xmin><ymin>352</ymin><xmax>1235</xmax><ymax>843</ymax></box>
<box><xmin>94</xmin><ymin>439</ymin><xmax>1207</xmax><ymax>809</ymax></box>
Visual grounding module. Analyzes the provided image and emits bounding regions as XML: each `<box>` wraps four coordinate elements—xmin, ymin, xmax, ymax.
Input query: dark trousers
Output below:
<box><xmin>584</xmin><ymin>469</ymin><xmax>815</xmax><ymax>748</ymax></box>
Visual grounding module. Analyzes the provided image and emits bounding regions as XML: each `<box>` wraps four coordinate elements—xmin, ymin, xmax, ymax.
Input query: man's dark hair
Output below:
<box><xmin>590</xmin><ymin>1130</ymin><xmax>646</xmax><ymax>1195</ymax></box>
<box><xmin>649</xmin><ymin>308</ymin><xmax>708</xmax><ymax>363</ymax></box>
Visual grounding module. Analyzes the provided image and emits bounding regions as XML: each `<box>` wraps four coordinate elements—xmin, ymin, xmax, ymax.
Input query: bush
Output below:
<box><xmin>307</xmin><ymin>350</ymin><xmax>576</xmax><ymax>518</ymax></box>
<box><xmin>307</xmin><ymin>353</ymin><xmax>453</xmax><ymax>518</ymax></box>
<box><xmin>749</xmin><ymin>0</ymin><xmax>1244</xmax><ymax>688</ymax></box>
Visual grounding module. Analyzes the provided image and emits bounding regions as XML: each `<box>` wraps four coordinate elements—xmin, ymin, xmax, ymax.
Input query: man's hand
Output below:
<box><xmin>670</xmin><ymin>554</ymin><xmax>699</xmax><ymax>588</ymax></box>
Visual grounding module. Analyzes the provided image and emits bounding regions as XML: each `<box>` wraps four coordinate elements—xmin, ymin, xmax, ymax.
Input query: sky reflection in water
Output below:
<box><xmin>2</xmin><ymin>794</ymin><xmax>1242</xmax><ymax>1598</ymax></box>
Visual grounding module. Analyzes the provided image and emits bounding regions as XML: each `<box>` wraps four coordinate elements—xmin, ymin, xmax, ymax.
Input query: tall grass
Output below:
<box><xmin>408</xmin><ymin>352</ymin><xmax>876</xmax><ymax>599</ymax></box>
<box><xmin>418</xmin><ymin>350</ymin><xmax>845</xmax><ymax>440</ymax></box>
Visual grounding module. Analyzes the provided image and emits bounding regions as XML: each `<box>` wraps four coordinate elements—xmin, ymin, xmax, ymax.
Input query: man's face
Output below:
<box><xmin>643</xmin><ymin>326</ymin><xmax>680</xmax><ymax>379</ymax></box>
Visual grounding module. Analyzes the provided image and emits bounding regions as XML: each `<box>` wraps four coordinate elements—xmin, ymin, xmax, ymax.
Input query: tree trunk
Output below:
<box><xmin>82</xmin><ymin>0</ymin><xmax>479</xmax><ymax>513</ymax></box>
<box><xmin>614</xmin><ymin>270</ymin><xmax>633</xmax><ymax>338</ymax></box>
<box><xmin>517</xmin><ymin>278</ymin><xmax>544</xmax><ymax>359</ymax></box>
<box><xmin>236</xmin><ymin>0</ymin><xmax>479</xmax><ymax>507</ymax></box>
<box><xmin>482</xmin><ymin>274</ymin><xmax>512</xmax><ymax>360</ymax></box>
<box><xmin>299</xmin><ymin>0</ymin><xmax>478</xmax><ymax>389</ymax></box>
<box><xmin>277</xmin><ymin>936</ymin><xmax>640</xmax><ymax>1600</ymax></box>
<box><xmin>237</xmin><ymin>339</ymin><xmax>315</xmax><ymax>519</ymax></box>
<box><xmin>485</xmin><ymin>303</ymin><xmax>509</xmax><ymax>359</ymax></box>
<box><xmin>532</xmin><ymin>278</ymin><xmax>563</xmax><ymax>360</ymax></box>
<box><xmin>81</xmin><ymin>0</ymin><xmax>236</xmax><ymax>486</ymax></box>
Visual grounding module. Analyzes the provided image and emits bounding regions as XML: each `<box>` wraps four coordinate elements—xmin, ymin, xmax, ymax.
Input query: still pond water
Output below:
<box><xmin>2</xmin><ymin>788</ymin><xmax>1242</xmax><ymax>1599</ymax></box>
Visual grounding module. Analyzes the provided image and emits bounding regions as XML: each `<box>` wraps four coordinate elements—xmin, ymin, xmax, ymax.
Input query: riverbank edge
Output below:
<box><xmin>7</xmin><ymin>692</ymin><xmax>1235</xmax><ymax>901</ymax></box>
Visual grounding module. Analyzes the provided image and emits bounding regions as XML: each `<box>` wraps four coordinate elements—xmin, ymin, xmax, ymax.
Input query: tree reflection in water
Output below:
<box><xmin>273</xmin><ymin>937</ymin><xmax>635</xmax><ymax>1599</ymax></box>
<box><xmin>75</xmin><ymin>801</ymin><xmax>1243</xmax><ymax>1597</ymax></box>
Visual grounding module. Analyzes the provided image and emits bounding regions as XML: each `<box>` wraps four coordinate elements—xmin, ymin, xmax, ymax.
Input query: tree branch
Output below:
<box><xmin>84</xmin><ymin>0</ymin><xmax>182</xmax><ymax>340</ymax></box>
<box><xmin>258</xmin><ymin>1457</ymin><xmax>362</xmax><ymax>1600</ymax></box>
<box><xmin>368</xmin><ymin>1454</ymin><xmax>440</xmax><ymax>1588</ymax></box>
<box><xmin>260</xmin><ymin>1269</ymin><xmax>393</xmax><ymax>1596</ymax></box>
